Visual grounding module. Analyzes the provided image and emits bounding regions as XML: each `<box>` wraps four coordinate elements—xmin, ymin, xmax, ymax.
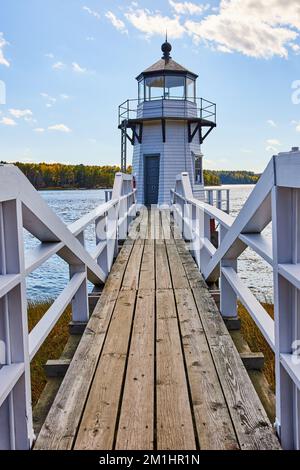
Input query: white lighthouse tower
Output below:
<box><xmin>119</xmin><ymin>39</ymin><xmax>216</xmax><ymax>205</ymax></box>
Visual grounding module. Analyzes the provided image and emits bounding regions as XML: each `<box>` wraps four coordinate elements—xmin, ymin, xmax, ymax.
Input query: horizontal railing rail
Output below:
<box><xmin>171</xmin><ymin>149</ymin><xmax>300</xmax><ymax>450</ymax></box>
<box><xmin>118</xmin><ymin>97</ymin><xmax>217</xmax><ymax>126</ymax></box>
<box><xmin>0</xmin><ymin>166</ymin><xmax>136</xmax><ymax>450</ymax></box>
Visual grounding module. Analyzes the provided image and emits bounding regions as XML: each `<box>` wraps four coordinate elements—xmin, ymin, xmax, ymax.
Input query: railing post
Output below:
<box><xmin>183</xmin><ymin>202</ymin><xmax>193</xmax><ymax>241</ymax></box>
<box><xmin>198</xmin><ymin>208</ymin><xmax>212</xmax><ymax>273</ymax></box>
<box><xmin>69</xmin><ymin>264</ymin><xmax>89</xmax><ymax>323</ymax></box>
<box><xmin>70</xmin><ymin>231</ymin><xmax>89</xmax><ymax>323</ymax></box>
<box><xmin>272</xmin><ymin>185</ymin><xmax>300</xmax><ymax>449</ymax></box>
<box><xmin>118</xmin><ymin>197</ymin><xmax>128</xmax><ymax>242</ymax></box>
<box><xmin>217</xmin><ymin>190</ymin><xmax>222</xmax><ymax>210</ymax></box>
<box><xmin>226</xmin><ymin>189</ymin><xmax>230</xmax><ymax>214</ymax></box>
<box><xmin>220</xmin><ymin>225</ymin><xmax>238</xmax><ymax>318</ymax></box>
<box><xmin>95</xmin><ymin>213</ymin><xmax>108</xmax><ymax>277</ymax></box>
<box><xmin>0</xmin><ymin>199</ymin><xmax>33</xmax><ymax>449</ymax></box>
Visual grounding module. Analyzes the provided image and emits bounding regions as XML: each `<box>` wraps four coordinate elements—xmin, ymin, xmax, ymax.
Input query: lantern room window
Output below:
<box><xmin>140</xmin><ymin>75</ymin><xmax>196</xmax><ymax>102</ymax></box>
<box><xmin>145</xmin><ymin>76</ymin><xmax>164</xmax><ymax>100</ymax></box>
<box><xmin>165</xmin><ymin>75</ymin><xmax>185</xmax><ymax>100</ymax></box>
<box><xmin>186</xmin><ymin>77</ymin><xmax>196</xmax><ymax>102</ymax></box>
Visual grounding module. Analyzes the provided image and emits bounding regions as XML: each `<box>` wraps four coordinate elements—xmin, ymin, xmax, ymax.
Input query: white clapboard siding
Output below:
<box><xmin>132</xmin><ymin>120</ymin><xmax>203</xmax><ymax>205</ymax></box>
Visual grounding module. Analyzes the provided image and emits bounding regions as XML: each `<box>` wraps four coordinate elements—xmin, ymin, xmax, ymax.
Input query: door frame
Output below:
<box><xmin>143</xmin><ymin>154</ymin><xmax>160</xmax><ymax>206</ymax></box>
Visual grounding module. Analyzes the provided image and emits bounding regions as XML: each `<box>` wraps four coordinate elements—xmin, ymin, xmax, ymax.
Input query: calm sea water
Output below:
<box><xmin>25</xmin><ymin>189</ymin><xmax>106</xmax><ymax>301</ymax></box>
<box><xmin>25</xmin><ymin>186</ymin><xmax>273</xmax><ymax>302</ymax></box>
<box><xmin>229</xmin><ymin>185</ymin><xmax>273</xmax><ymax>302</ymax></box>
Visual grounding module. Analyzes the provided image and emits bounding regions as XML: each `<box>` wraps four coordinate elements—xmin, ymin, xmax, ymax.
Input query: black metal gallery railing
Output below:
<box><xmin>118</xmin><ymin>97</ymin><xmax>216</xmax><ymax>126</ymax></box>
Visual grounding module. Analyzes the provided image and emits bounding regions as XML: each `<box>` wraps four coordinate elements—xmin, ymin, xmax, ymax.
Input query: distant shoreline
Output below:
<box><xmin>38</xmin><ymin>186</ymin><xmax>110</xmax><ymax>191</ymax></box>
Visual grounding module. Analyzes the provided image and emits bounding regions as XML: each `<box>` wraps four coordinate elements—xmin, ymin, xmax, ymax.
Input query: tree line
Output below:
<box><xmin>0</xmin><ymin>162</ymin><xmax>260</xmax><ymax>189</ymax></box>
<box><xmin>8</xmin><ymin>162</ymin><xmax>130</xmax><ymax>190</ymax></box>
<box><xmin>204</xmin><ymin>170</ymin><xmax>260</xmax><ymax>186</ymax></box>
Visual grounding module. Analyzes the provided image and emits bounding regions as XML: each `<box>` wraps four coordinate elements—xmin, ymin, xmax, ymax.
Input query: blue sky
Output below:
<box><xmin>0</xmin><ymin>0</ymin><xmax>300</xmax><ymax>172</ymax></box>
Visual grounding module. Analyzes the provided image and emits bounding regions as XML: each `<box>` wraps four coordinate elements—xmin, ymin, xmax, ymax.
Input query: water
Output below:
<box><xmin>25</xmin><ymin>186</ymin><xmax>273</xmax><ymax>303</ymax></box>
<box><xmin>228</xmin><ymin>185</ymin><xmax>273</xmax><ymax>303</ymax></box>
<box><xmin>25</xmin><ymin>189</ymin><xmax>106</xmax><ymax>301</ymax></box>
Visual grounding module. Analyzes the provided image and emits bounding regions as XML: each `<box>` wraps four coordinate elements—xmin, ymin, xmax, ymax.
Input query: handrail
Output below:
<box><xmin>0</xmin><ymin>166</ymin><xmax>137</xmax><ymax>450</ymax></box>
<box><xmin>171</xmin><ymin>149</ymin><xmax>300</xmax><ymax>450</ymax></box>
<box><xmin>118</xmin><ymin>97</ymin><xmax>217</xmax><ymax>126</ymax></box>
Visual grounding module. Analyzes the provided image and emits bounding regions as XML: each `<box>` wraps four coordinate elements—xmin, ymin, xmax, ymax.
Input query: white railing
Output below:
<box><xmin>0</xmin><ymin>166</ymin><xmax>136</xmax><ymax>450</ymax></box>
<box><xmin>204</xmin><ymin>187</ymin><xmax>230</xmax><ymax>214</ymax></box>
<box><xmin>171</xmin><ymin>148</ymin><xmax>300</xmax><ymax>450</ymax></box>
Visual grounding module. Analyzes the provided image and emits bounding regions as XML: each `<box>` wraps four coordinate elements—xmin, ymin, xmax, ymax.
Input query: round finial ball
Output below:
<box><xmin>162</xmin><ymin>41</ymin><xmax>172</xmax><ymax>55</ymax></box>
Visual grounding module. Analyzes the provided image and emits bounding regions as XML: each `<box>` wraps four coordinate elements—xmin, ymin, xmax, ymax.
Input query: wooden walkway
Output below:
<box><xmin>35</xmin><ymin>209</ymin><xmax>280</xmax><ymax>450</ymax></box>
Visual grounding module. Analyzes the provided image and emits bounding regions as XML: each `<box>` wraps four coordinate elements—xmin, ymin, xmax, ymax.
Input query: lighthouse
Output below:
<box><xmin>118</xmin><ymin>39</ymin><xmax>216</xmax><ymax>206</ymax></box>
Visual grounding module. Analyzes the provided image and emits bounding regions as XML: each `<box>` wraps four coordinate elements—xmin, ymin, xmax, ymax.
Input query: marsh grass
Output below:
<box><xmin>28</xmin><ymin>301</ymin><xmax>71</xmax><ymax>406</ymax></box>
<box><xmin>238</xmin><ymin>302</ymin><xmax>275</xmax><ymax>391</ymax></box>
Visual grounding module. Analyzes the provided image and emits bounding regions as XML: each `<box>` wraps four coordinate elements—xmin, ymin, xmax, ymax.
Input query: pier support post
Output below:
<box><xmin>69</xmin><ymin>264</ymin><xmax>89</xmax><ymax>323</ymax></box>
<box><xmin>272</xmin><ymin>186</ymin><xmax>300</xmax><ymax>450</ymax></box>
<box><xmin>220</xmin><ymin>225</ymin><xmax>238</xmax><ymax>318</ymax></box>
<box><xmin>0</xmin><ymin>200</ymin><xmax>33</xmax><ymax>450</ymax></box>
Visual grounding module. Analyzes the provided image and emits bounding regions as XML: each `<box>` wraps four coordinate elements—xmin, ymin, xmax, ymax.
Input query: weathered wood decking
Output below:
<box><xmin>34</xmin><ymin>209</ymin><xmax>280</xmax><ymax>450</ymax></box>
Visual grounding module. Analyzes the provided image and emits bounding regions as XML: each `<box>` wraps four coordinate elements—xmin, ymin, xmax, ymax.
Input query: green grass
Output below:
<box><xmin>238</xmin><ymin>303</ymin><xmax>275</xmax><ymax>391</ymax></box>
<box><xmin>28</xmin><ymin>301</ymin><xmax>71</xmax><ymax>406</ymax></box>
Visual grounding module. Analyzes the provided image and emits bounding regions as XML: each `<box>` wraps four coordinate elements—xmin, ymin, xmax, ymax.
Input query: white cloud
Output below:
<box><xmin>72</xmin><ymin>62</ymin><xmax>87</xmax><ymax>73</ymax></box>
<box><xmin>266</xmin><ymin>139</ymin><xmax>281</xmax><ymax>146</ymax></box>
<box><xmin>169</xmin><ymin>1</ymin><xmax>209</xmax><ymax>16</ymax></box>
<box><xmin>9</xmin><ymin>109</ymin><xmax>33</xmax><ymax>119</ymax></box>
<box><xmin>185</xmin><ymin>0</ymin><xmax>300</xmax><ymax>59</ymax></box>
<box><xmin>41</xmin><ymin>93</ymin><xmax>57</xmax><ymax>107</ymax></box>
<box><xmin>52</xmin><ymin>61</ymin><xmax>66</xmax><ymax>70</ymax></box>
<box><xmin>0</xmin><ymin>33</ymin><xmax>10</xmax><ymax>67</ymax></box>
<box><xmin>45</xmin><ymin>53</ymin><xmax>54</xmax><ymax>59</ymax></box>
<box><xmin>291</xmin><ymin>43</ymin><xmax>300</xmax><ymax>54</ymax></box>
<box><xmin>60</xmin><ymin>94</ymin><xmax>70</xmax><ymax>100</ymax></box>
<box><xmin>41</xmin><ymin>92</ymin><xmax>56</xmax><ymax>102</ymax></box>
<box><xmin>86</xmin><ymin>36</ymin><xmax>95</xmax><ymax>41</ymax></box>
<box><xmin>105</xmin><ymin>11</ymin><xmax>128</xmax><ymax>34</ymax></box>
<box><xmin>266</xmin><ymin>138</ymin><xmax>281</xmax><ymax>152</ymax></box>
<box><xmin>48</xmin><ymin>124</ymin><xmax>72</xmax><ymax>133</ymax></box>
<box><xmin>125</xmin><ymin>7</ymin><xmax>185</xmax><ymax>39</ymax></box>
<box><xmin>33</xmin><ymin>128</ymin><xmax>45</xmax><ymax>133</ymax></box>
<box><xmin>117</xmin><ymin>1</ymin><xmax>300</xmax><ymax>59</ymax></box>
<box><xmin>267</xmin><ymin>119</ymin><xmax>277</xmax><ymax>127</ymax></box>
<box><xmin>83</xmin><ymin>6</ymin><xmax>100</xmax><ymax>20</ymax></box>
<box><xmin>291</xmin><ymin>120</ymin><xmax>300</xmax><ymax>132</ymax></box>
<box><xmin>1</xmin><ymin>117</ymin><xmax>17</xmax><ymax>126</ymax></box>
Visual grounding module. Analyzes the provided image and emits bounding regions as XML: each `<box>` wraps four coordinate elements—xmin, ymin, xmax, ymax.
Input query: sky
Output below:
<box><xmin>0</xmin><ymin>0</ymin><xmax>300</xmax><ymax>172</ymax></box>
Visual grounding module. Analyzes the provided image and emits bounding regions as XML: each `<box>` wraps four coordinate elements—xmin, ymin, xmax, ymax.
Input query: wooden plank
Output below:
<box><xmin>139</xmin><ymin>244</ymin><xmax>155</xmax><ymax>290</ymax></box>
<box><xmin>175</xmin><ymin>289</ymin><xmax>239</xmax><ymax>450</ymax></box>
<box><xmin>75</xmin><ymin>289</ymin><xmax>136</xmax><ymax>450</ymax></box>
<box><xmin>156</xmin><ymin>243</ymin><xmax>172</xmax><ymax>290</ymax></box>
<box><xmin>176</xmin><ymin>242</ymin><xmax>280</xmax><ymax>449</ymax></box>
<box><xmin>160</xmin><ymin>210</ymin><xmax>172</xmax><ymax>244</ymax></box>
<box><xmin>34</xmin><ymin>288</ymin><xmax>119</xmax><ymax>450</ymax></box>
<box><xmin>166</xmin><ymin>244</ymin><xmax>189</xmax><ymax>289</ymax></box>
<box><xmin>34</xmin><ymin>242</ymin><xmax>134</xmax><ymax>450</ymax></box>
<box><xmin>122</xmin><ymin>241</ymin><xmax>144</xmax><ymax>290</ymax></box>
<box><xmin>151</xmin><ymin>208</ymin><xmax>163</xmax><ymax>242</ymax></box>
<box><xmin>156</xmin><ymin>289</ymin><xmax>196</xmax><ymax>450</ymax></box>
<box><xmin>138</xmin><ymin>208</ymin><xmax>149</xmax><ymax>241</ymax></box>
<box><xmin>115</xmin><ymin>290</ymin><xmax>155</xmax><ymax>450</ymax></box>
<box><xmin>209</xmin><ymin>334</ymin><xmax>280</xmax><ymax>450</ymax></box>
<box><xmin>191</xmin><ymin>285</ymin><xmax>280</xmax><ymax>450</ymax></box>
